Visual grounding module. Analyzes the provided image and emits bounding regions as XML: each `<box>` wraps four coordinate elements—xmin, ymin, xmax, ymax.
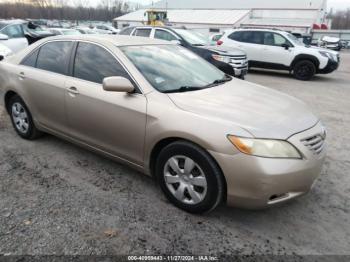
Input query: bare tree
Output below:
<box><xmin>0</xmin><ymin>0</ymin><xmax>129</xmax><ymax>21</ymax></box>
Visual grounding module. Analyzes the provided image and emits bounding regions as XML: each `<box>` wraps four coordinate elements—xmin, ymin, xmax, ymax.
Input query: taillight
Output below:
<box><xmin>217</xmin><ymin>40</ymin><xmax>223</xmax><ymax>46</ymax></box>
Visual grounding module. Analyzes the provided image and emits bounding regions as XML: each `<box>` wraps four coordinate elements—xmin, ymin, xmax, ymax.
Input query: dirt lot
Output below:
<box><xmin>0</xmin><ymin>51</ymin><xmax>349</xmax><ymax>257</ymax></box>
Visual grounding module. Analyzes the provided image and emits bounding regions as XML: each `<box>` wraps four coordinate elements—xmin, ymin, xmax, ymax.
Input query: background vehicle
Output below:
<box><xmin>143</xmin><ymin>9</ymin><xmax>168</xmax><ymax>26</ymax></box>
<box><xmin>75</xmin><ymin>27</ymin><xmax>98</xmax><ymax>34</ymax></box>
<box><xmin>340</xmin><ymin>40</ymin><xmax>350</xmax><ymax>49</ymax></box>
<box><xmin>46</xmin><ymin>20</ymin><xmax>71</xmax><ymax>28</ymax></box>
<box><xmin>94</xmin><ymin>24</ymin><xmax>119</xmax><ymax>34</ymax></box>
<box><xmin>0</xmin><ymin>42</ymin><xmax>12</xmax><ymax>61</ymax></box>
<box><xmin>292</xmin><ymin>33</ymin><xmax>312</xmax><ymax>46</ymax></box>
<box><xmin>22</xmin><ymin>21</ymin><xmax>55</xmax><ymax>44</ymax></box>
<box><xmin>49</xmin><ymin>28</ymin><xmax>82</xmax><ymax>36</ymax></box>
<box><xmin>210</xmin><ymin>33</ymin><xmax>223</xmax><ymax>45</ymax></box>
<box><xmin>122</xmin><ymin>26</ymin><xmax>248</xmax><ymax>79</ymax></box>
<box><xmin>219</xmin><ymin>28</ymin><xmax>340</xmax><ymax>81</ymax></box>
<box><xmin>318</xmin><ymin>36</ymin><xmax>342</xmax><ymax>51</ymax></box>
<box><xmin>0</xmin><ymin>35</ymin><xmax>326</xmax><ymax>213</ymax></box>
<box><xmin>0</xmin><ymin>20</ymin><xmax>28</xmax><ymax>53</ymax></box>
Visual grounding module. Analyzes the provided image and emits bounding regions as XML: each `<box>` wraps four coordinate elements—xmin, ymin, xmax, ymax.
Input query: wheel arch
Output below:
<box><xmin>291</xmin><ymin>54</ymin><xmax>320</xmax><ymax>70</ymax></box>
<box><xmin>4</xmin><ymin>90</ymin><xmax>19</xmax><ymax>113</ymax></box>
<box><xmin>148</xmin><ymin>136</ymin><xmax>228</xmax><ymax>202</ymax></box>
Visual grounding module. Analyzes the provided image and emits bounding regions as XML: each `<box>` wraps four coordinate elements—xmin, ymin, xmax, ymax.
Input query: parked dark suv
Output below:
<box><xmin>119</xmin><ymin>26</ymin><xmax>248</xmax><ymax>79</ymax></box>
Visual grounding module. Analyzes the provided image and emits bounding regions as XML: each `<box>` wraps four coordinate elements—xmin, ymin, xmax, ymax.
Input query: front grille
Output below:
<box><xmin>301</xmin><ymin>133</ymin><xmax>326</xmax><ymax>155</ymax></box>
<box><xmin>229</xmin><ymin>56</ymin><xmax>248</xmax><ymax>67</ymax></box>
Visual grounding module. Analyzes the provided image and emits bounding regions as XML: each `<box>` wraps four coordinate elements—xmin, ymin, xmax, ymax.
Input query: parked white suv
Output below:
<box><xmin>219</xmin><ymin>28</ymin><xmax>340</xmax><ymax>80</ymax></box>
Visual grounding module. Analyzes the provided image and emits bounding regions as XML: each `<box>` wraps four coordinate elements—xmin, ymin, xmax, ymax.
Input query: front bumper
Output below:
<box><xmin>210</xmin><ymin>122</ymin><xmax>326</xmax><ymax>209</ymax></box>
<box><xmin>318</xmin><ymin>59</ymin><xmax>339</xmax><ymax>74</ymax></box>
<box><xmin>218</xmin><ymin>63</ymin><xmax>248</xmax><ymax>78</ymax></box>
<box><xmin>212</xmin><ymin>59</ymin><xmax>248</xmax><ymax>78</ymax></box>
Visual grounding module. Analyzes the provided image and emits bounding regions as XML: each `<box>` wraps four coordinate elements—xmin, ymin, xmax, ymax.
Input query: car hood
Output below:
<box><xmin>167</xmin><ymin>80</ymin><xmax>318</xmax><ymax>140</ymax></box>
<box><xmin>306</xmin><ymin>45</ymin><xmax>338</xmax><ymax>55</ymax></box>
<box><xmin>201</xmin><ymin>45</ymin><xmax>246</xmax><ymax>56</ymax></box>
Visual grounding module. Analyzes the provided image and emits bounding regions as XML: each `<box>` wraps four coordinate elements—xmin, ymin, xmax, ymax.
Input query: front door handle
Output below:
<box><xmin>18</xmin><ymin>72</ymin><xmax>26</xmax><ymax>80</ymax></box>
<box><xmin>67</xmin><ymin>86</ymin><xmax>79</xmax><ymax>95</ymax></box>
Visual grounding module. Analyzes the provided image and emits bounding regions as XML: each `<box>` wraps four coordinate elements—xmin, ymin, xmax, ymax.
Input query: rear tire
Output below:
<box><xmin>293</xmin><ymin>60</ymin><xmax>316</xmax><ymax>81</ymax></box>
<box><xmin>155</xmin><ymin>141</ymin><xmax>224</xmax><ymax>214</ymax></box>
<box><xmin>8</xmin><ymin>95</ymin><xmax>43</xmax><ymax>140</ymax></box>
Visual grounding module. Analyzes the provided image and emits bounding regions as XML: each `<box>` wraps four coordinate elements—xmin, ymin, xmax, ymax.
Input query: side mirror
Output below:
<box><xmin>103</xmin><ymin>76</ymin><xmax>135</xmax><ymax>93</ymax></box>
<box><xmin>0</xmin><ymin>55</ymin><xmax>4</xmax><ymax>61</ymax></box>
<box><xmin>281</xmin><ymin>43</ymin><xmax>290</xmax><ymax>50</ymax></box>
<box><xmin>0</xmin><ymin>33</ymin><xmax>9</xmax><ymax>40</ymax></box>
<box><xmin>171</xmin><ymin>39</ymin><xmax>182</xmax><ymax>46</ymax></box>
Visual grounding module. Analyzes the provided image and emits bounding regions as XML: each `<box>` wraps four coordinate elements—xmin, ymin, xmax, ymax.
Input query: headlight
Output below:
<box><xmin>227</xmin><ymin>135</ymin><xmax>302</xmax><ymax>159</ymax></box>
<box><xmin>212</xmin><ymin>54</ymin><xmax>230</xmax><ymax>63</ymax></box>
<box><xmin>0</xmin><ymin>48</ymin><xmax>13</xmax><ymax>58</ymax></box>
<box><xmin>319</xmin><ymin>51</ymin><xmax>336</xmax><ymax>61</ymax></box>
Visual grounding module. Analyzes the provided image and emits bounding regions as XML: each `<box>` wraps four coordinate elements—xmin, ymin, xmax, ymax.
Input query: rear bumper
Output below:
<box><xmin>210</xmin><ymin>122</ymin><xmax>327</xmax><ymax>209</ymax></box>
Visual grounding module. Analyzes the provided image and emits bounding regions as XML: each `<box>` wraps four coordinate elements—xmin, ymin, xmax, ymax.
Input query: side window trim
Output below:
<box><xmin>20</xmin><ymin>47</ymin><xmax>39</xmax><ymax>67</ymax></box>
<box><xmin>68</xmin><ymin>41</ymin><xmax>79</xmax><ymax>78</ymax></box>
<box><xmin>71</xmin><ymin>40</ymin><xmax>142</xmax><ymax>94</ymax></box>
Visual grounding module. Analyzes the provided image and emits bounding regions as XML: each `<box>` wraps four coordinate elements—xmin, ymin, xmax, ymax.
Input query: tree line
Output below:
<box><xmin>1</xmin><ymin>1</ymin><xmax>349</xmax><ymax>29</ymax></box>
<box><xmin>328</xmin><ymin>8</ymin><xmax>350</xmax><ymax>30</ymax></box>
<box><xmin>0</xmin><ymin>0</ymin><xmax>137</xmax><ymax>21</ymax></box>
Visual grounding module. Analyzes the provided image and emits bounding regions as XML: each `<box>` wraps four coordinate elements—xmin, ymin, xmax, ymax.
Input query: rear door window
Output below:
<box><xmin>228</xmin><ymin>31</ymin><xmax>243</xmax><ymax>41</ymax></box>
<box><xmin>119</xmin><ymin>27</ymin><xmax>134</xmax><ymax>35</ymax></box>
<box><xmin>154</xmin><ymin>29</ymin><xmax>177</xmax><ymax>41</ymax></box>
<box><xmin>241</xmin><ymin>31</ymin><xmax>263</xmax><ymax>45</ymax></box>
<box><xmin>134</xmin><ymin>29</ymin><xmax>151</xmax><ymax>37</ymax></box>
<box><xmin>36</xmin><ymin>41</ymin><xmax>73</xmax><ymax>75</ymax></box>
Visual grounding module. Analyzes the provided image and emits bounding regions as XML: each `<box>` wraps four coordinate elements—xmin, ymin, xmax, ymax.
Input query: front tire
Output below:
<box><xmin>156</xmin><ymin>141</ymin><xmax>224</xmax><ymax>214</ymax></box>
<box><xmin>293</xmin><ymin>60</ymin><xmax>316</xmax><ymax>81</ymax></box>
<box><xmin>9</xmin><ymin>95</ymin><xmax>42</xmax><ymax>140</ymax></box>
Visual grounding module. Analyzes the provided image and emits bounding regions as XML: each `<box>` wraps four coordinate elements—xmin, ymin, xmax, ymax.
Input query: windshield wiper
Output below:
<box><xmin>205</xmin><ymin>74</ymin><xmax>233</xmax><ymax>88</ymax></box>
<box><xmin>163</xmin><ymin>86</ymin><xmax>204</xmax><ymax>93</ymax></box>
<box><xmin>163</xmin><ymin>75</ymin><xmax>232</xmax><ymax>94</ymax></box>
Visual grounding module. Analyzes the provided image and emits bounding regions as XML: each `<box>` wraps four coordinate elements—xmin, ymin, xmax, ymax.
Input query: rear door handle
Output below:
<box><xmin>67</xmin><ymin>86</ymin><xmax>80</xmax><ymax>95</ymax></box>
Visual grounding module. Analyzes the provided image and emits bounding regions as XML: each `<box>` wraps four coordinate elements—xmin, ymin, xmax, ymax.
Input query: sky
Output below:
<box><xmin>130</xmin><ymin>0</ymin><xmax>350</xmax><ymax>10</ymax></box>
<box><xmin>0</xmin><ymin>0</ymin><xmax>348</xmax><ymax>10</ymax></box>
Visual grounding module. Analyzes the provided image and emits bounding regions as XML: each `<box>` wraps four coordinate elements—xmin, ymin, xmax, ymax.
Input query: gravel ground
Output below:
<box><xmin>0</xmin><ymin>51</ymin><xmax>349</xmax><ymax>257</ymax></box>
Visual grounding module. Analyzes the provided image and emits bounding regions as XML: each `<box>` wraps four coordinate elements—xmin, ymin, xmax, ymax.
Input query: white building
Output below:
<box><xmin>114</xmin><ymin>0</ymin><xmax>328</xmax><ymax>34</ymax></box>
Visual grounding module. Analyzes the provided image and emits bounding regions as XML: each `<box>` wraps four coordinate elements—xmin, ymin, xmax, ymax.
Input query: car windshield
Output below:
<box><xmin>173</xmin><ymin>29</ymin><xmax>209</xmax><ymax>46</ymax></box>
<box><xmin>0</xmin><ymin>23</ymin><xmax>7</xmax><ymax>30</ymax></box>
<box><xmin>286</xmin><ymin>33</ymin><xmax>305</xmax><ymax>46</ymax></box>
<box><xmin>121</xmin><ymin>45</ymin><xmax>228</xmax><ymax>93</ymax></box>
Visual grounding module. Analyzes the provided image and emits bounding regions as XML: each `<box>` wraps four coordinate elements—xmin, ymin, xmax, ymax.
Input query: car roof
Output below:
<box><xmin>227</xmin><ymin>28</ymin><xmax>288</xmax><ymax>33</ymax></box>
<box><xmin>42</xmin><ymin>34</ymin><xmax>171</xmax><ymax>46</ymax></box>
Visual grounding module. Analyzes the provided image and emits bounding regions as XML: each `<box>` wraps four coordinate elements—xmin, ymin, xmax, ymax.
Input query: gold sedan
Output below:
<box><xmin>0</xmin><ymin>35</ymin><xmax>326</xmax><ymax>213</ymax></box>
